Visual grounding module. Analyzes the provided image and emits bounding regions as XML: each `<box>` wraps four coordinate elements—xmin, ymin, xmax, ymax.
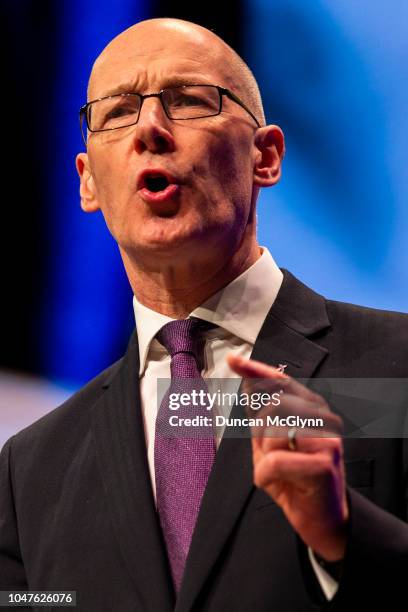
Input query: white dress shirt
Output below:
<box><xmin>133</xmin><ymin>246</ymin><xmax>338</xmax><ymax>600</ymax></box>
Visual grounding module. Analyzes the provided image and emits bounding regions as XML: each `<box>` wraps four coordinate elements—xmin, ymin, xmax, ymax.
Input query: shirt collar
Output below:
<box><xmin>133</xmin><ymin>247</ymin><xmax>283</xmax><ymax>375</ymax></box>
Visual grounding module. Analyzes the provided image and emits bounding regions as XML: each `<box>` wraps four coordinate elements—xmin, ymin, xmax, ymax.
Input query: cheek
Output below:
<box><xmin>88</xmin><ymin>144</ymin><xmax>127</xmax><ymax>201</ymax></box>
<box><xmin>90</xmin><ymin>161</ymin><xmax>129</xmax><ymax>228</ymax></box>
<box><xmin>87</xmin><ymin>155</ymin><xmax>129</xmax><ymax>239</ymax></box>
<box><xmin>205</xmin><ymin>134</ymin><xmax>254</xmax><ymax>207</ymax></box>
<box><xmin>93</xmin><ymin>164</ymin><xmax>119</xmax><ymax>200</ymax></box>
<box><xmin>209</xmin><ymin>142</ymin><xmax>238</xmax><ymax>183</ymax></box>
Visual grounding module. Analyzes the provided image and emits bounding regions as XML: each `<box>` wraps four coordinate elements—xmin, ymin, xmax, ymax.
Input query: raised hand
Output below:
<box><xmin>227</xmin><ymin>353</ymin><xmax>348</xmax><ymax>562</ymax></box>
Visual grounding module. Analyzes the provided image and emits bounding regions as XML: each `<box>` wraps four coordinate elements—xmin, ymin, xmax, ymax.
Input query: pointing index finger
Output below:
<box><xmin>227</xmin><ymin>354</ymin><xmax>328</xmax><ymax>406</ymax></box>
<box><xmin>227</xmin><ymin>354</ymin><xmax>288</xmax><ymax>379</ymax></box>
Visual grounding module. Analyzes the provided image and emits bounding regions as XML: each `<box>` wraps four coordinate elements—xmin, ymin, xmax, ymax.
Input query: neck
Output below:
<box><xmin>121</xmin><ymin>241</ymin><xmax>262</xmax><ymax>318</ymax></box>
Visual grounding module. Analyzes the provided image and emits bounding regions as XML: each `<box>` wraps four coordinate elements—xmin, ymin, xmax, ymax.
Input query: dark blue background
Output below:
<box><xmin>2</xmin><ymin>0</ymin><xmax>406</xmax><ymax>390</ymax></box>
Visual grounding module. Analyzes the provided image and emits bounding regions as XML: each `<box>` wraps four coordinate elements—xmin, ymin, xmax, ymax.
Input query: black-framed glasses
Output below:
<box><xmin>79</xmin><ymin>84</ymin><xmax>260</xmax><ymax>142</ymax></box>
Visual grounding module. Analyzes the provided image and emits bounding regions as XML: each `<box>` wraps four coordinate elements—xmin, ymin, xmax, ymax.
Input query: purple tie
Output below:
<box><xmin>154</xmin><ymin>318</ymin><xmax>216</xmax><ymax>591</ymax></box>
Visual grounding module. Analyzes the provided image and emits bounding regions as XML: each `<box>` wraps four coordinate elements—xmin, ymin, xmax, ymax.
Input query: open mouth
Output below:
<box><xmin>138</xmin><ymin>170</ymin><xmax>180</xmax><ymax>206</ymax></box>
<box><xmin>144</xmin><ymin>174</ymin><xmax>170</xmax><ymax>193</ymax></box>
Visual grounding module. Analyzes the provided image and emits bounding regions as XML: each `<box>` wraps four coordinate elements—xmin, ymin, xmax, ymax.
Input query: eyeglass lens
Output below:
<box><xmin>87</xmin><ymin>85</ymin><xmax>221</xmax><ymax>131</ymax></box>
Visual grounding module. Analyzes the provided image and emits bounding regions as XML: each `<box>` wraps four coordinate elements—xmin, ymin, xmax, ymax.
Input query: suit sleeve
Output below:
<box><xmin>297</xmin><ymin>485</ymin><xmax>408</xmax><ymax>609</ymax></box>
<box><xmin>330</xmin><ymin>487</ymin><xmax>408</xmax><ymax>609</ymax></box>
<box><xmin>0</xmin><ymin>437</ymin><xmax>28</xmax><ymax>590</ymax></box>
<box><xmin>330</xmin><ymin>406</ymin><xmax>408</xmax><ymax>608</ymax></box>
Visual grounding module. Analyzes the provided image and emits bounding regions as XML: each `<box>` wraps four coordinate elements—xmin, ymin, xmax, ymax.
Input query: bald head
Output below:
<box><xmin>88</xmin><ymin>18</ymin><xmax>266</xmax><ymax>126</ymax></box>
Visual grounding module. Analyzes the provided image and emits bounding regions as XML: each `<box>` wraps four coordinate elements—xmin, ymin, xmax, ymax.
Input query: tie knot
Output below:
<box><xmin>156</xmin><ymin>317</ymin><xmax>213</xmax><ymax>358</ymax></box>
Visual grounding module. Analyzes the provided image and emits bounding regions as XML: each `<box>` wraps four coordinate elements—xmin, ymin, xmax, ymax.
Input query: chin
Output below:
<box><xmin>140</xmin><ymin>217</ymin><xmax>207</xmax><ymax>246</ymax></box>
<box><xmin>125</xmin><ymin>230</ymin><xmax>198</xmax><ymax>257</ymax></box>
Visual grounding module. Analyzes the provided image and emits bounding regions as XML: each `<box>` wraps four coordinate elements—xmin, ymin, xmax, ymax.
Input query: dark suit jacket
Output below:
<box><xmin>1</xmin><ymin>270</ymin><xmax>408</xmax><ymax>611</ymax></box>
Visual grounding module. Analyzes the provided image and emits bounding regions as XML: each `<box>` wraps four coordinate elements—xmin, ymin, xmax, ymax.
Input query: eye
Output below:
<box><xmin>169</xmin><ymin>89</ymin><xmax>213</xmax><ymax>109</ymax></box>
<box><xmin>105</xmin><ymin>102</ymin><xmax>136</xmax><ymax>120</ymax></box>
<box><xmin>174</xmin><ymin>93</ymin><xmax>206</xmax><ymax>107</ymax></box>
<box><xmin>107</xmin><ymin>106</ymin><xmax>130</xmax><ymax>118</ymax></box>
<box><xmin>95</xmin><ymin>97</ymin><xmax>140</xmax><ymax>129</ymax></box>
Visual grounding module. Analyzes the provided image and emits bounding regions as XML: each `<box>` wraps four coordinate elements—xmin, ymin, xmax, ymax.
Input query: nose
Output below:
<box><xmin>133</xmin><ymin>96</ymin><xmax>175</xmax><ymax>154</ymax></box>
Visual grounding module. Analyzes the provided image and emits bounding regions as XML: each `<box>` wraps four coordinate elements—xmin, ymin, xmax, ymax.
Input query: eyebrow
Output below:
<box><xmin>97</xmin><ymin>76</ymin><xmax>215</xmax><ymax>99</ymax></box>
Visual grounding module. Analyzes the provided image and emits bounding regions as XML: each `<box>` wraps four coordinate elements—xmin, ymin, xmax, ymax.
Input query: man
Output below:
<box><xmin>1</xmin><ymin>18</ymin><xmax>407</xmax><ymax>611</ymax></box>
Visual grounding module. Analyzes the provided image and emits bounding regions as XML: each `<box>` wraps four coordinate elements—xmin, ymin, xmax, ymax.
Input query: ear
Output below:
<box><xmin>253</xmin><ymin>125</ymin><xmax>285</xmax><ymax>187</ymax></box>
<box><xmin>75</xmin><ymin>153</ymin><xmax>100</xmax><ymax>213</ymax></box>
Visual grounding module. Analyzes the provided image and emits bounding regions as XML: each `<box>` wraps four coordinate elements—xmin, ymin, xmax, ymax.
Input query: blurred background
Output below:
<box><xmin>1</xmin><ymin>0</ymin><xmax>407</xmax><ymax>447</ymax></box>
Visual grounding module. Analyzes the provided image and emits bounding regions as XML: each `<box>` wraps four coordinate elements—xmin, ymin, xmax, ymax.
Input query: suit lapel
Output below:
<box><xmin>249</xmin><ymin>269</ymin><xmax>330</xmax><ymax>379</ymax></box>
<box><xmin>176</xmin><ymin>270</ymin><xmax>331</xmax><ymax>611</ymax></box>
<box><xmin>91</xmin><ymin>332</ymin><xmax>175</xmax><ymax>611</ymax></box>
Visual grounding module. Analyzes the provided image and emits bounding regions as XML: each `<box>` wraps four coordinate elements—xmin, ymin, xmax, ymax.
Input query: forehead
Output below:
<box><xmin>89</xmin><ymin>26</ymin><xmax>233</xmax><ymax>100</ymax></box>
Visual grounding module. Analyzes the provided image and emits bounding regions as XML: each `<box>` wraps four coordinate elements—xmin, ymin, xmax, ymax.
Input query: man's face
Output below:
<box><xmin>77</xmin><ymin>22</ymin><xmax>266</xmax><ymax>268</ymax></box>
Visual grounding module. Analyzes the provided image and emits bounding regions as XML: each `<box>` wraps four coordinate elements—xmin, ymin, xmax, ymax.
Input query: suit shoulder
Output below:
<box><xmin>326</xmin><ymin>299</ymin><xmax>408</xmax><ymax>338</ymax></box>
<box><xmin>8</xmin><ymin>358</ymin><xmax>124</xmax><ymax>450</ymax></box>
<box><xmin>322</xmin><ymin>299</ymin><xmax>408</xmax><ymax>375</ymax></box>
